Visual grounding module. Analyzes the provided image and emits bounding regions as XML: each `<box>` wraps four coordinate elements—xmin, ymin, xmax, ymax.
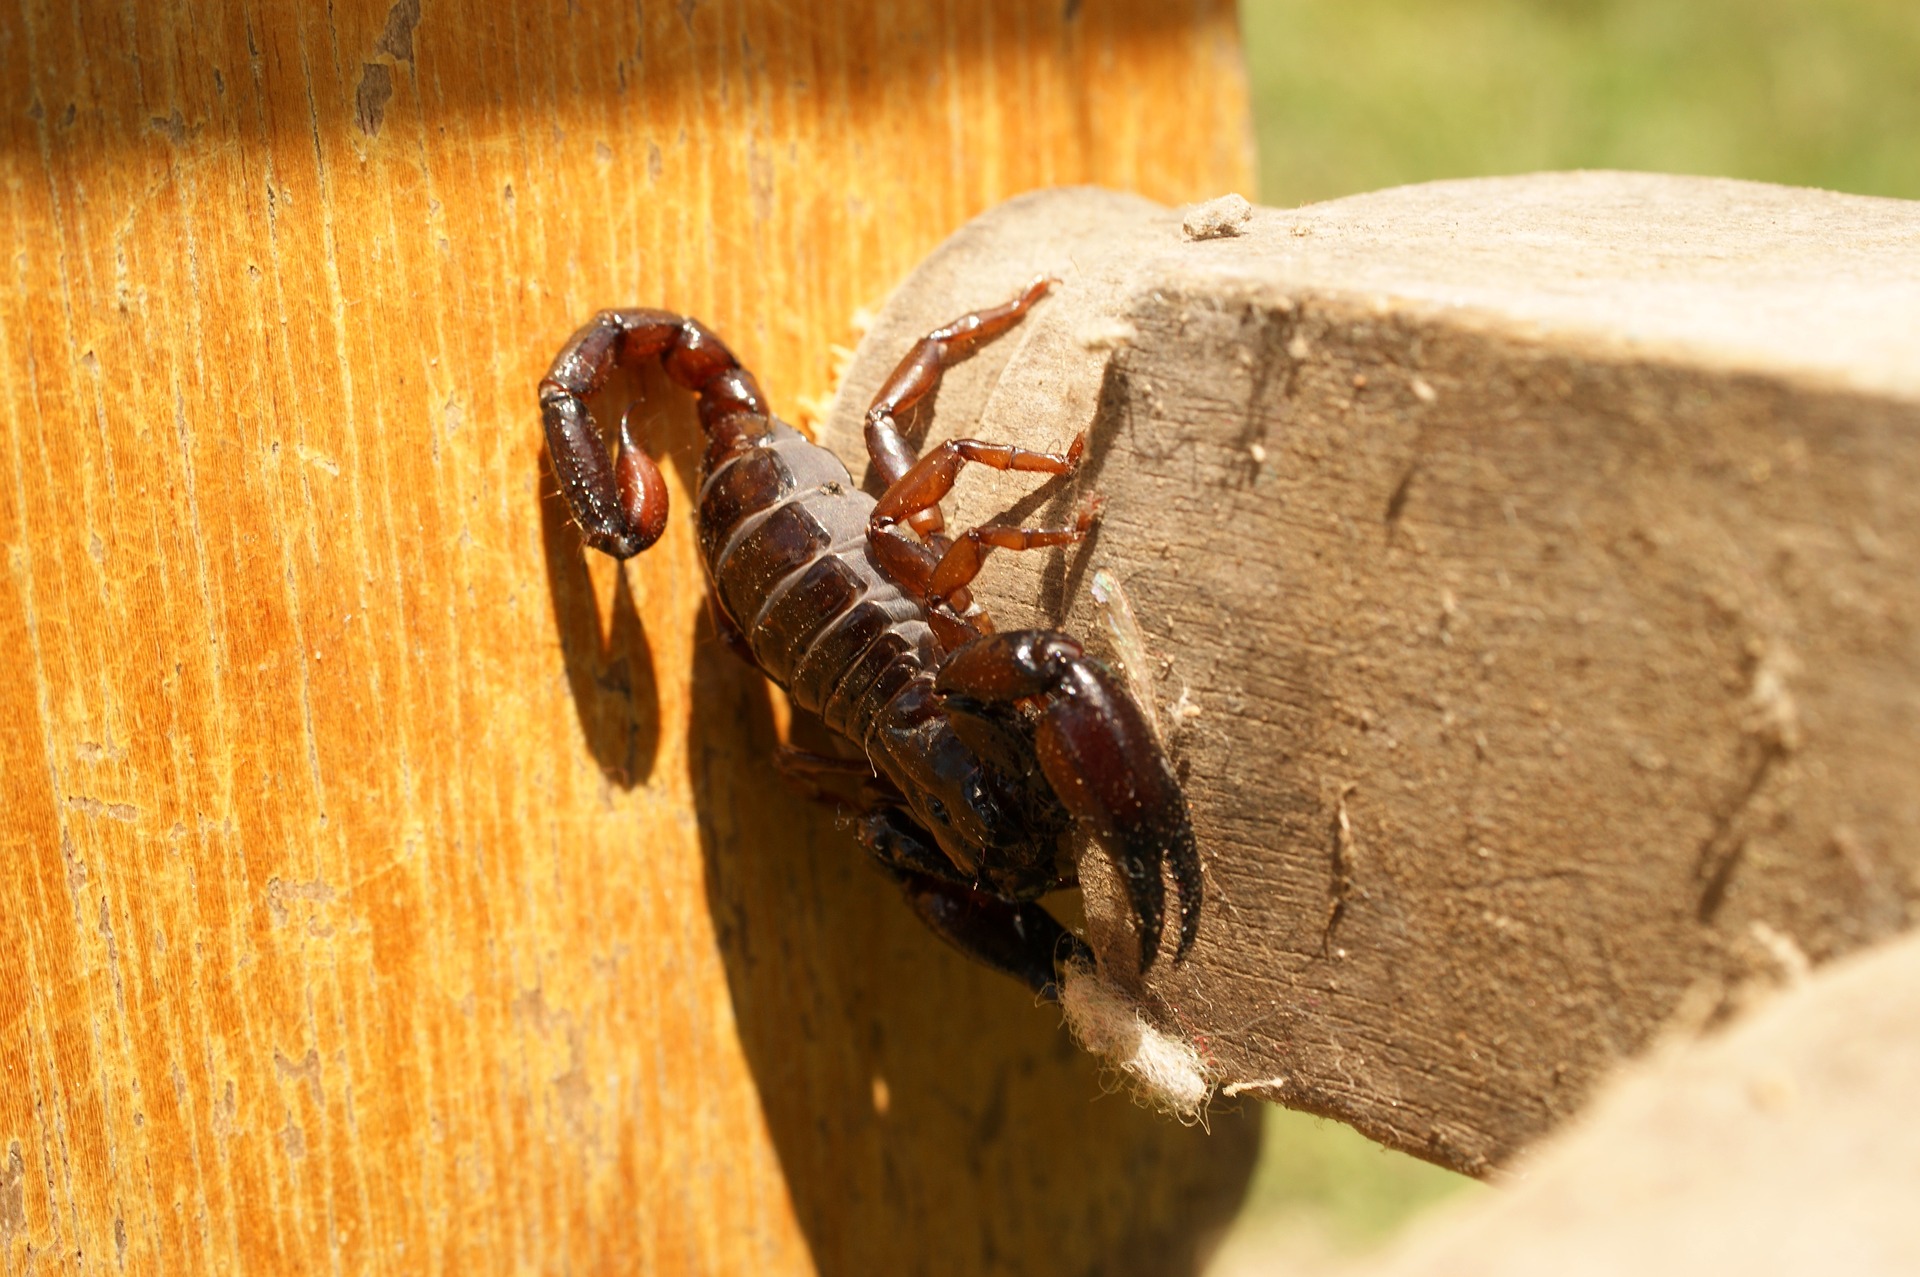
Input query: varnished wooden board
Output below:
<box><xmin>0</xmin><ymin>4</ymin><xmax>1257</xmax><ymax>1272</ymax></box>
<box><xmin>822</xmin><ymin>177</ymin><xmax>1920</xmax><ymax>1174</ymax></box>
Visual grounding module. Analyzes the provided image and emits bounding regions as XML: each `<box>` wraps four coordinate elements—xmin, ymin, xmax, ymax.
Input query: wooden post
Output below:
<box><xmin>0</xmin><ymin>3</ymin><xmax>1257</xmax><ymax>1272</ymax></box>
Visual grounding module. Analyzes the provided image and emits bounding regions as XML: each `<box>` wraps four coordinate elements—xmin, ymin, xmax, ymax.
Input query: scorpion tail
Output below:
<box><xmin>935</xmin><ymin>631</ymin><xmax>1203</xmax><ymax>973</ymax></box>
<box><xmin>539</xmin><ymin>308</ymin><xmax>770</xmax><ymax>560</ymax></box>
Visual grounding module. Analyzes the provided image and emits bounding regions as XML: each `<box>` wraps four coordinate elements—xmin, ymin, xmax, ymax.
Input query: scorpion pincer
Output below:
<box><xmin>539</xmin><ymin>278</ymin><xmax>1202</xmax><ymax>999</ymax></box>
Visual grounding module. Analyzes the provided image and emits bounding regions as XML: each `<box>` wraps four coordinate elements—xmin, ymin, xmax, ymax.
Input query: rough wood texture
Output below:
<box><xmin>0</xmin><ymin>4</ymin><xmax>1258</xmax><ymax>1273</ymax></box>
<box><xmin>821</xmin><ymin>176</ymin><xmax>1920</xmax><ymax>1174</ymax></box>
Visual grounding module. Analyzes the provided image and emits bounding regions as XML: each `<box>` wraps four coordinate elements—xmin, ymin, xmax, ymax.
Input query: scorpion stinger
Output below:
<box><xmin>540</xmin><ymin>308</ymin><xmax>765</xmax><ymax>558</ymax></box>
<box><xmin>539</xmin><ymin>280</ymin><xmax>1202</xmax><ymax>1001</ymax></box>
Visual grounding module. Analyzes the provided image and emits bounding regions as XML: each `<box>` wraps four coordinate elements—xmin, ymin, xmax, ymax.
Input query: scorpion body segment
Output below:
<box><xmin>699</xmin><ymin>423</ymin><xmax>934</xmax><ymax>745</ymax></box>
<box><xmin>540</xmin><ymin>281</ymin><xmax>1202</xmax><ymax>997</ymax></box>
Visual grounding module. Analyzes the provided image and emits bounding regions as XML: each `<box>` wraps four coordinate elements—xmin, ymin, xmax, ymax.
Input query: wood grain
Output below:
<box><xmin>0</xmin><ymin>4</ymin><xmax>1258</xmax><ymax>1272</ymax></box>
<box><xmin>822</xmin><ymin>177</ymin><xmax>1920</xmax><ymax>1175</ymax></box>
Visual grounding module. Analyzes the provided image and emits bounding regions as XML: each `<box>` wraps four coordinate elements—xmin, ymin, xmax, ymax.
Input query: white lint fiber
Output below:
<box><xmin>1059</xmin><ymin>961</ymin><xmax>1212</xmax><ymax>1119</ymax></box>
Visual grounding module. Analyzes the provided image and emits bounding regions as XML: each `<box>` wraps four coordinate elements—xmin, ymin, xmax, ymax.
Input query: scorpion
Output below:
<box><xmin>539</xmin><ymin>278</ymin><xmax>1201</xmax><ymax>1000</ymax></box>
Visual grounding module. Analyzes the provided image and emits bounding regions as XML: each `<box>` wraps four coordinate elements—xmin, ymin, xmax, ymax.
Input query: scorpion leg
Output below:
<box><xmin>540</xmin><ymin>309</ymin><xmax>769</xmax><ymax>559</ymax></box>
<box><xmin>771</xmin><ymin>739</ymin><xmax>904</xmax><ymax>813</ymax></box>
<box><xmin>869</xmin><ymin>433</ymin><xmax>1086</xmax><ymax>540</ymax></box>
<box><xmin>774</xmin><ymin>743</ymin><xmax>875</xmax><ymax>782</ymax></box>
<box><xmin>860</xmin><ymin>807</ymin><xmax>1091</xmax><ymax>1001</ymax></box>
<box><xmin>924</xmin><ymin>497</ymin><xmax>1101</xmax><ymax>608</ymax></box>
<box><xmin>934</xmin><ymin>630</ymin><xmax>1202</xmax><ymax>972</ymax></box>
<box><xmin>871</xmin><ymin>496</ymin><xmax>1098</xmax><ymax>644</ymax></box>
<box><xmin>864</xmin><ymin>275</ymin><xmax>1056</xmax><ymax>535</ymax></box>
<box><xmin>872</xmin><ymin>433</ymin><xmax>1086</xmax><ymax>521</ymax></box>
<box><xmin>864</xmin><ymin>527</ymin><xmax>995</xmax><ymax>652</ymax></box>
<box><xmin>866</xmin><ymin>434</ymin><xmax>1090</xmax><ymax>628</ymax></box>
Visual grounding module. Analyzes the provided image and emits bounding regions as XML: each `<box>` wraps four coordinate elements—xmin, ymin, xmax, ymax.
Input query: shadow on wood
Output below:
<box><xmin>539</xmin><ymin>446</ymin><xmax>662</xmax><ymax>789</ymax></box>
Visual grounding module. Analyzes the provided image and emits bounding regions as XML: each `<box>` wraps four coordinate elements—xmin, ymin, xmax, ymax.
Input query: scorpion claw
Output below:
<box><xmin>1039</xmin><ymin>706</ymin><xmax>1201</xmax><ymax>972</ymax></box>
<box><xmin>936</xmin><ymin>631</ymin><xmax>1203</xmax><ymax>973</ymax></box>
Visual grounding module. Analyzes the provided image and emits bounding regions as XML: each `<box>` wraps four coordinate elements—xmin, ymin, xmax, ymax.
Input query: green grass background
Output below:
<box><xmin>1215</xmin><ymin>0</ymin><xmax>1916</xmax><ymax>1264</ymax></box>
<box><xmin>1243</xmin><ymin>0</ymin><xmax>1920</xmax><ymax>208</ymax></box>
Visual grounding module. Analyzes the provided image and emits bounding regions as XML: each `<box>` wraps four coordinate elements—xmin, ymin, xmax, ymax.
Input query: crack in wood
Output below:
<box><xmin>1322</xmin><ymin>783</ymin><xmax>1360</xmax><ymax>956</ymax></box>
<box><xmin>1234</xmin><ymin>302</ymin><xmax>1300</xmax><ymax>486</ymax></box>
<box><xmin>1694</xmin><ymin>744</ymin><xmax>1784</xmax><ymax>923</ymax></box>
<box><xmin>1384</xmin><ymin>459</ymin><xmax>1418</xmax><ymax>532</ymax></box>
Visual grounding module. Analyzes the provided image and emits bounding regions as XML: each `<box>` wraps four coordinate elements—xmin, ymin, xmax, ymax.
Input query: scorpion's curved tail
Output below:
<box><xmin>539</xmin><ymin>309</ymin><xmax>768</xmax><ymax>559</ymax></box>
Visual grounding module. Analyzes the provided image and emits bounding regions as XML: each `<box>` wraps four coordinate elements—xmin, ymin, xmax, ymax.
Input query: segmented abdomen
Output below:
<box><xmin>698</xmin><ymin>423</ymin><xmax>936</xmax><ymax>744</ymax></box>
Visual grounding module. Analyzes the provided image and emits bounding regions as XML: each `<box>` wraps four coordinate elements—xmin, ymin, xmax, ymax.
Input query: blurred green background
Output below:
<box><xmin>1211</xmin><ymin>0</ymin><xmax>1917</xmax><ymax>1269</ymax></box>
<box><xmin>1207</xmin><ymin>1106</ymin><xmax>1480</xmax><ymax>1275</ymax></box>
<box><xmin>1243</xmin><ymin>0</ymin><xmax>1920</xmax><ymax>208</ymax></box>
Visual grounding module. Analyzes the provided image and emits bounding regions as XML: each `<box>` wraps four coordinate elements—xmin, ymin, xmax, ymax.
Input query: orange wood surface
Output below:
<box><xmin>0</xmin><ymin>0</ymin><xmax>1256</xmax><ymax>1272</ymax></box>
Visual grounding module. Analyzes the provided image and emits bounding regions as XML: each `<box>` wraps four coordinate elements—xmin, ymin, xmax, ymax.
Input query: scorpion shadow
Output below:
<box><xmin>538</xmin><ymin>447</ymin><xmax>661</xmax><ymax>788</ymax></box>
<box><xmin>689</xmin><ymin>599</ymin><xmax>1257</xmax><ymax>1275</ymax></box>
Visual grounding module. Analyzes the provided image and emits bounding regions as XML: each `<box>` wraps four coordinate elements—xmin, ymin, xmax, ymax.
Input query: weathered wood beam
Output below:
<box><xmin>823</xmin><ymin>174</ymin><xmax>1920</xmax><ymax>1173</ymax></box>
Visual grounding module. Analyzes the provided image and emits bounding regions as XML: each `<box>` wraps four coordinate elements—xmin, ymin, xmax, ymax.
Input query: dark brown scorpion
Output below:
<box><xmin>539</xmin><ymin>278</ymin><xmax>1201</xmax><ymax>999</ymax></box>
